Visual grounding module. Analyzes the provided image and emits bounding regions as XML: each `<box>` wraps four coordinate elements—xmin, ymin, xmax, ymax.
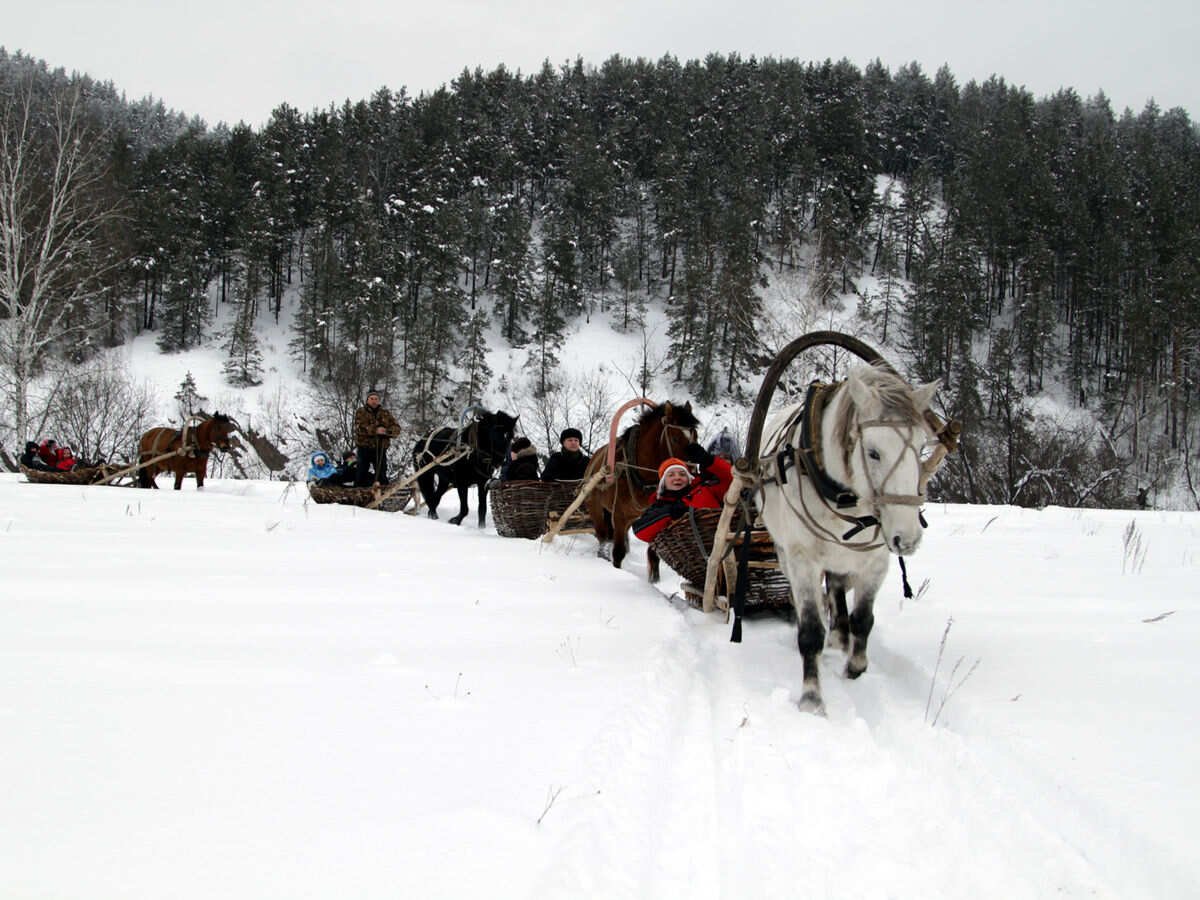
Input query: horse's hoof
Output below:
<box><xmin>427</xmin><ymin>510</ymin><xmax>439</xmax><ymax>520</ymax></box>
<box><xmin>597</xmin><ymin>545</ymin><xmax>612</xmax><ymax>561</ymax></box>
<box><xmin>449</xmin><ymin>515</ymin><xmax>464</xmax><ymax>526</ymax></box>
<box><xmin>797</xmin><ymin>691</ymin><xmax>827</xmax><ymax>716</ymax></box>
<box><xmin>845</xmin><ymin>656</ymin><xmax>868</xmax><ymax>679</ymax></box>
<box><xmin>827</xmin><ymin>630</ymin><xmax>849</xmax><ymax>652</ymax></box>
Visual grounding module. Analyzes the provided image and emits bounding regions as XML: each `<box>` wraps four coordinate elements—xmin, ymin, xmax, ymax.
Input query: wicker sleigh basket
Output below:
<box><xmin>490</xmin><ymin>478</ymin><xmax>592</xmax><ymax>539</ymax></box>
<box><xmin>650</xmin><ymin>507</ymin><xmax>792</xmax><ymax>610</ymax></box>
<box><xmin>20</xmin><ymin>463</ymin><xmax>122</xmax><ymax>486</ymax></box>
<box><xmin>308</xmin><ymin>482</ymin><xmax>414</xmax><ymax>513</ymax></box>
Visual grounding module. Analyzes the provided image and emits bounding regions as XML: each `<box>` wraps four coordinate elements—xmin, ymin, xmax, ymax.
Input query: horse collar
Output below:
<box><xmin>798</xmin><ymin>381</ymin><xmax>859</xmax><ymax>509</ymax></box>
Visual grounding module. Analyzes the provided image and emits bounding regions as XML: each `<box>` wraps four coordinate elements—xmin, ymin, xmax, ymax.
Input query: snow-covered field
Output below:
<box><xmin>2</xmin><ymin>475</ymin><xmax>1196</xmax><ymax>898</ymax></box>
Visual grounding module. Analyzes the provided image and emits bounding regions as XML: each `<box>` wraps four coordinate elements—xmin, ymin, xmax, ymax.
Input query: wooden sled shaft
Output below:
<box><xmin>542</xmin><ymin>467</ymin><xmax>606</xmax><ymax>544</ymax></box>
<box><xmin>365</xmin><ymin>444</ymin><xmax>469</xmax><ymax>510</ymax></box>
<box><xmin>94</xmin><ymin>448</ymin><xmax>186</xmax><ymax>486</ymax></box>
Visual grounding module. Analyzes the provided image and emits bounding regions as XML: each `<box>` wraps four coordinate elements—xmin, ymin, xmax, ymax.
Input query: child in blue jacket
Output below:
<box><xmin>307</xmin><ymin>451</ymin><xmax>338</xmax><ymax>482</ymax></box>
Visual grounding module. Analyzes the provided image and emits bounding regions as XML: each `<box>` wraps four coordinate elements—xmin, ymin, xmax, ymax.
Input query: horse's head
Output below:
<box><xmin>836</xmin><ymin>367</ymin><xmax>940</xmax><ymax>556</ymax></box>
<box><xmin>485</xmin><ymin>410</ymin><xmax>519</xmax><ymax>459</ymax></box>
<box><xmin>207</xmin><ymin>412</ymin><xmax>237</xmax><ymax>451</ymax></box>
<box><xmin>632</xmin><ymin>400</ymin><xmax>699</xmax><ymax>467</ymax></box>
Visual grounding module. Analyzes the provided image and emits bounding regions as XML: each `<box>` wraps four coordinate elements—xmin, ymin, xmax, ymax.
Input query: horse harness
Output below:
<box><xmin>147</xmin><ymin>416</ymin><xmax>215</xmax><ymax>460</ymax></box>
<box><xmin>417</xmin><ymin>421</ymin><xmax>499</xmax><ymax>476</ymax></box>
<box><xmin>757</xmin><ymin>381</ymin><xmax>934</xmax><ymax>550</ymax></box>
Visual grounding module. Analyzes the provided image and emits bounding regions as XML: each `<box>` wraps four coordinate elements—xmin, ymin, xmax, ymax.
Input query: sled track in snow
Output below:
<box><xmin>533</xmin><ymin>563</ymin><xmax>1117</xmax><ymax>898</ymax></box>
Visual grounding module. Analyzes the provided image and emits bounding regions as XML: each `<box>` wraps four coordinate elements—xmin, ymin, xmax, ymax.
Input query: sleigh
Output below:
<box><xmin>307</xmin><ymin>482</ymin><xmax>415</xmax><ymax>513</ymax></box>
<box><xmin>650</xmin><ymin>505</ymin><xmax>793</xmax><ymax>612</ymax></box>
<box><xmin>490</xmin><ymin>478</ymin><xmax>593</xmax><ymax>539</ymax></box>
<box><xmin>20</xmin><ymin>463</ymin><xmax>127</xmax><ymax>486</ymax></box>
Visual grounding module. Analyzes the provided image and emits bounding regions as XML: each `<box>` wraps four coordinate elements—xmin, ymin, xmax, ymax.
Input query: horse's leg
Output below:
<box><xmin>476</xmin><ymin>479</ymin><xmax>489</xmax><ymax>528</ymax></box>
<box><xmin>418</xmin><ymin>471</ymin><xmax>439</xmax><ymax>519</ymax></box>
<box><xmin>825</xmin><ymin>573</ymin><xmax>850</xmax><ymax>651</ymax></box>
<box><xmin>173</xmin><ymin>465</ymin><xmax>184</xmax><ymax>490</ymax></box>
<box><xmin>779</xmin><ymin>552</ymin><xmax>827</xmax><ymax>715</ymax></box>
<box><xmin>195</xmin><ymin>460</ymin><xmax>206</xmax><ymax>489</ymax></box>
<box><xmin>845</xmin><ymin>561</ymin><xmax>887</xmax><ymax>679</ymax></box>
<box><xmin>429</xmin><ymin>475</ymin><xmax>454</xmax><ymax>520</ymax></box>
<box><xmin>448</xmin><ymin>478</ymin><xmax>470</xmax><ymax>526</ymax></box>
<box><xmin>586</xmin><ymin>490</ymin><xmax>613</xmax><ymax>560</ymax></box>
<box><xmin>647</xmin><ymin>546</ymin><xmax>661</xmax><ymax>583</ymax></box>
<box><xmin>611</xmin><ymin>508</ymin><xmax>629</xmax><ymax>571</ymax></box>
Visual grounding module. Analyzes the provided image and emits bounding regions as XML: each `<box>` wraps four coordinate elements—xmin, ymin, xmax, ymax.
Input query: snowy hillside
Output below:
<box><xmin>2</xmin><ymin>474</ymin><xmax>1197</xmax><ymax>898</ymax></box>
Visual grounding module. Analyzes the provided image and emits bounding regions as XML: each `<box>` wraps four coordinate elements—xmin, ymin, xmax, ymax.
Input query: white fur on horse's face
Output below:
<box><xmin>859</xmin><ymin>423</ymin><xmax>926</xmax><ymax>555</ymax></box>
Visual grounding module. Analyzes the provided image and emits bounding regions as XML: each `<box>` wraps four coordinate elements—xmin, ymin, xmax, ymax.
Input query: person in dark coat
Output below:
<box><xmin>632</xmin><ymin>443</ymin><xmax>733</xmax><ymax>543</ymax></box>
<box><xmin>353</xmin><ymin>389</ymin><xmax>400</xmax><ymax>486</ymax></box>
<box><xmin>541</xmin><ymin>427</ymin><xmax>588</xmax><ymax>482</ymax></box>
<box><xmin>500</xmin><ymin>436</ymin><xmax>540</xmax><ymax>481</ymax></box>
<box><xmin>319</xmin><ymin>450</ymin><xmax>359</xmax><ymax>487</ymax></box>
<box><xmin>19</xmin><ymin>441</ymin><xmax>54</xmax><ymax>471</ymax></box>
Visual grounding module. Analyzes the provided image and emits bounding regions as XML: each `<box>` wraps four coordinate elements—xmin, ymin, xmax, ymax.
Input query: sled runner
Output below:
<box><xmin>308</xmin><ymin>482</ymin><xmax>415</xmax><ymax>513</ymax></box>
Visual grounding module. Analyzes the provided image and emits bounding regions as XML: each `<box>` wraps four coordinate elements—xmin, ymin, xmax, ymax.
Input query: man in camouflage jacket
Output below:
<box><xmin>354</xmin><ymin>389</ymin><xmax>400</xmax><ymax>486</ymax></box>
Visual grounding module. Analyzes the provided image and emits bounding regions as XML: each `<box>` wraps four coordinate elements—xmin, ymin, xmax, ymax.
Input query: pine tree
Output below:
<box><xmin>223</xmin><ymin>292</ymin><xmax>264</xmax><ymax>386</ymax></box>
<box><xmin>174</xmin><ymin>371</ymin><xmax>207</xmax><ymax>420</ymax></box>
<box><xmin>460</xmin><ymin>309</ymin><xmax>494</xmax><ymax>405</ymax></box>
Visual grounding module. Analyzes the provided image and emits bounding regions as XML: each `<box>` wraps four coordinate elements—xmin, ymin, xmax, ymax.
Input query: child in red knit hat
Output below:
<box><xmin>632</xmin><ymin>444</ymin><xmax>733</xmax><ymax>542</ymax></box>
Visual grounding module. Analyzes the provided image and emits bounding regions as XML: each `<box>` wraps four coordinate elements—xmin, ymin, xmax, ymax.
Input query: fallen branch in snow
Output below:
<box><xmin>1122</xmin><ymin>519</ymin><xmax>1148</xmax><ymax>575</ymax></box>
<box><xmin>924</xmin><ymin>617</ymin><xmax>981</xmax><ymax>726</ymax></box>
<box><xmin>1142</xmin><ymin>611</ymin><xmax>1176</xmax><ymax>623</ymax></box>
<box><xmin>536</xmin><ymin>785</ymin><xmax>565</xmax><ymax>826</ymax></box>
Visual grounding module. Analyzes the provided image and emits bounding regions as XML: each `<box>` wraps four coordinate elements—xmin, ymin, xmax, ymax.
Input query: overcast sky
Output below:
<box><xmin>7</xmin><ymin>0</ymin><xmax>1197</xmax><ymax>128</ymax></box>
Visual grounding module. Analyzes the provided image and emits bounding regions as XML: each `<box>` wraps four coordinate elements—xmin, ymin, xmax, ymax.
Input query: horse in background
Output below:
<box><xmin>137</xmin><ymin>413</ymin><xmax>237</xmax><ymax>490</ymax></box>
<box><xmin>585</xmin><ymin>400</ymin><xmax>699</xmax><ymax>581</ymax></box>
<box><xmin>757</xmin><ymin>364</ymin><xmax>940</xmax><ymax>715</ymax></box>
<box><xmin>413</xmin><ymin>409</ymin><xmax>518</xmax><ymax>526</ymax></box>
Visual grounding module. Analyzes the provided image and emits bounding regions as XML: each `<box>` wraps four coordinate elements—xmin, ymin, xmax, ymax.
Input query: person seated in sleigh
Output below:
<box><xmin>632</xmin><ymin>442</ymin><xmax>733</xmax><ymax>543</ymax></box>
<box><xmin>37</xmin><ymin>439</ymin><xmax>77</xmax><ymax>472</ymax></box>
<box><xmin>318</xmin><ymin>450</ymin><xmax>360</xmax><ymax>487</ymax></box>
<box><xmin>20</xmin><ymin>440</ymin><xmax>55</xmax><ymax>471</ymax></box>
<box><xmin>307</xmin><ymin>451</ymin><xmax>338</xmax><ymax>483</ymax></box>
<box><xmin>499</xmin><ymin>436</ymin><xmax>540</xmax><ymax>482</ymax></box>
<box><xmin>540</xmin><ymin>428</ymin><xmax>588</xmax><ymax>482</ymax></box>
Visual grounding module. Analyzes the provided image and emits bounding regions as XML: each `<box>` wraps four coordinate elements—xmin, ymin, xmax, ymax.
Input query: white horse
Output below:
<box><xmin>757</xmin><ymin>364</ymin><xmax>940</xmax><ymax>715</ymax></box>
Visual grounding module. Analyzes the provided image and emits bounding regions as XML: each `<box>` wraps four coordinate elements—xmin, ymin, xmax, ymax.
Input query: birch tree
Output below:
<box><xmin>0</xmin><ymin>76</ymin><xmax>122</xmax><ymax>441</ymax></box>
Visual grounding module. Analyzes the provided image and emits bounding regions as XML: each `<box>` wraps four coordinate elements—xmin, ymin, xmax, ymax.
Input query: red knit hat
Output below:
<box><xmin>658</xmin><ymin>457</ymin><xmax>688</xmax><ymax>479</ymax></box>
<box><xmin>656</xmin><ymin>458</ymin><xmax>692</xmax><ymax>495</ymax></box>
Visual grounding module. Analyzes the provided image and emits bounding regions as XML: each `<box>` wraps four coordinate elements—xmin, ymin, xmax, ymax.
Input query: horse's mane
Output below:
<box><xmin>619</xmin><ymin>401</ymin><xmax>699</xmax><ymax>441</ymax></box>
<box><xmin>833</xmin><ymin>364</ymin><xmax>927</xmax><ymax>454</ymax></box>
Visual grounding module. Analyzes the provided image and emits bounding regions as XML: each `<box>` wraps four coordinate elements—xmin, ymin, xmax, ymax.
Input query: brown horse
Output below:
<box><xmin>585</xmin><ymin>400</ymin><xmax>700</xmax><ymax>581</ymax></box>
<box><xmin>137</xmin><ymin>413</ymin><xmax>237</xmax><ymax>490</ymax></box>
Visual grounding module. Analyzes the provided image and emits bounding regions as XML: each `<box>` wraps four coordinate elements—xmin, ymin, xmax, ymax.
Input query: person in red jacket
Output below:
<box><xmin>632</xmin><ymin>443</ymin><xmax>733</xmax><ymax>543</ymax></box>
<box><xmin>38</xmin><ymin>439</ymin><xmax>77</xmax><ymax>471</ymax></box>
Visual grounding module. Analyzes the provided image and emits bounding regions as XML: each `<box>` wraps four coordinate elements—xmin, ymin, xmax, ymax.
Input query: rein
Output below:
<box><xmin>758</xmin><ymin>382</ymin><xmax>928</xmax><ymax>551</ymax></box>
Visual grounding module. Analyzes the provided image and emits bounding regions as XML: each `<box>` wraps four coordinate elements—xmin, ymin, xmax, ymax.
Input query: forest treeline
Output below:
<box><xmin>1</xmin><ymin>47</ymin><xmax>1198</xmax><ymax>508</ymax></box>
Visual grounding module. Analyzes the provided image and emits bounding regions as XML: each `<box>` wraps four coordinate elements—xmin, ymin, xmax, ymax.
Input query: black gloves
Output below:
<box><xmin>683</xmin><ymin>442</ymin><xmax>713</xmax><ymax>469</ymax></box>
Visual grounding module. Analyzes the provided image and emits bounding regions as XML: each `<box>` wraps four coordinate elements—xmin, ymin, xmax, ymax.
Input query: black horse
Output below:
<box><xmin>413</xmin><ymin>409</ymin><xmax>519</xmax><ymax>526</ymax></box>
